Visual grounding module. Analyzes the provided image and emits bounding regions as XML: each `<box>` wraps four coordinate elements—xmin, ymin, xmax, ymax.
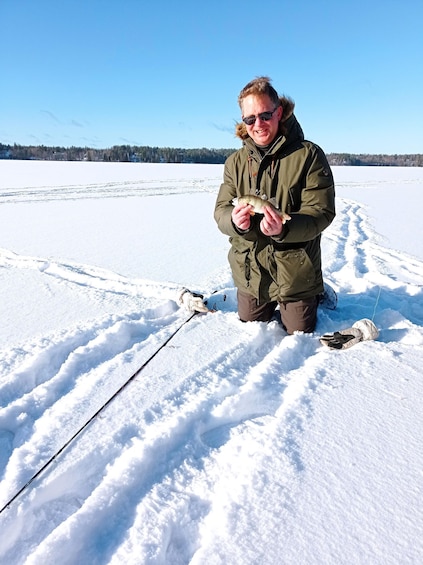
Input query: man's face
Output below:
<box><xmin>241</xmin><ymin>94</ymin><xmax>282</xmax><ymax>146</ymax></box>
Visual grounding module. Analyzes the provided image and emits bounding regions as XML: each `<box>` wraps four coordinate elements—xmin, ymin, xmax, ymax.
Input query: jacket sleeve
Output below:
<box><xmin>214</xmin><ymin>153</ymin><xmax>258</xmax><ymax>241</ymax></box>
<box><xmin>273</xmin><ymin>145</ymin><xmax>336</xmax><ymax>244</ymax></box>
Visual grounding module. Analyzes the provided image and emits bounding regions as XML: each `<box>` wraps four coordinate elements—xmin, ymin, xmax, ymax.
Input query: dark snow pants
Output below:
<box><xmin>237</xmin><ymin>290</ymin><xmax>318</xmax><ymax>335</ymax></box>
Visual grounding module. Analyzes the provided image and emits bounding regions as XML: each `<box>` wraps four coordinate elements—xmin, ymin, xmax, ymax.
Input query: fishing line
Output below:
<box><xmin>371</xmin><ymin>285</ymin><xmax>382</xmax><ymax>322</ymax></box>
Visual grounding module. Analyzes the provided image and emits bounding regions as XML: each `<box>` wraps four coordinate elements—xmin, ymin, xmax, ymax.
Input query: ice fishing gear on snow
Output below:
<box><xmin>320</xmin><ymin>318</ymin><xmax>379</xmax><ymax>350</ymax></box>
<box><xmin>0</xmin><ymin>309</ymin><xmax>199</xmax><ymax>516</ymax></box>
<box><xmin>177</xmin><ymin>288</ymin><xmax>209</xmax><ymax>313</ymax></box>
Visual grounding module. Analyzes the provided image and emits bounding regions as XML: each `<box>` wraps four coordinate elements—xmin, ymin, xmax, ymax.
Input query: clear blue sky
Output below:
<box><xmin>1</xmin><ymin>0</ymin><xmax>422</xmax><ymax>154</ymax></box>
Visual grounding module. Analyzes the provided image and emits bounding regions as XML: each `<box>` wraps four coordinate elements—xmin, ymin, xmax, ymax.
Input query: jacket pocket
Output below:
<box><xmin>268</xmin><ymin>248</ymin><xmax>317</xmax><ymax>297</ymax></box>
<box><xmin>228</xmin><ymin>245</ymin><xmax>252</xmax><ymax>288</ymax></box>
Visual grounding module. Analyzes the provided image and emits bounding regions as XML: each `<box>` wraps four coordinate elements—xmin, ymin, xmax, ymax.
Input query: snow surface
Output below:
<box><xmin>0</xmin><ymin>161</ymin><xmax>422</xmax><ymax>565</ymax></box>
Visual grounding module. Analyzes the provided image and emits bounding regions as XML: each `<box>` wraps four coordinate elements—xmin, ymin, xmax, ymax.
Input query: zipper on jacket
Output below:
<box><xmin>288</xmin><ymin>187</ymin><xmax>295</xmax><ymax>210</ymax></box>
<box><xmin>247</xmin><ymin>153</ymin><xmax>256</xmax><ymax>194</ymax></box>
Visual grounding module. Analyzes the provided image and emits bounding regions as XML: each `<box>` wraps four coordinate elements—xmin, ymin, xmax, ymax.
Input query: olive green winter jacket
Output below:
<box><xmin>214</xmin><ymin>97</ymin><xmax>336</xmax><ymax>304</ymax></box>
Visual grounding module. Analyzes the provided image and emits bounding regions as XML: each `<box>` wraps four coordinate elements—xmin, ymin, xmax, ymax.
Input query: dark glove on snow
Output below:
<box><xmin>320</xmin><ymin>319</ymin><xmax>379</xmax><ymax>350</ymax></box>
<box><xmin>320</xmin><ymin>328</ymin><xmax>363</xmax><ymax>349</ymax></box>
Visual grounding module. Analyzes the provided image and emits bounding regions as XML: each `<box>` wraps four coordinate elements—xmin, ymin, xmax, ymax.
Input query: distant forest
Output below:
<box><xmin>1</xmin><ymin>143</ymin><xmax>422</xmax><ymax>166</ymax></box>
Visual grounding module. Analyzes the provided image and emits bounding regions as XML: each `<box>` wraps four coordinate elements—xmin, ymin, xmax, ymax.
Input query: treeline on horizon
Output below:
<box><xmin>0</xmin><ymin>143</ymin><xmax>422</xmax><ymax>167</ymax></box>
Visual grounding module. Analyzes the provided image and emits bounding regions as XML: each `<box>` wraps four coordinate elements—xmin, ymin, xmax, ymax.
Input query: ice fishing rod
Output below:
<box><xmin>0</xmin><ymin>311</ymin><xmax>198</xmax><ymax>516</ymax></box>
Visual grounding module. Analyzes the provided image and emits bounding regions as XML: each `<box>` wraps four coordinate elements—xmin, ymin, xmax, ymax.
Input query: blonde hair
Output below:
<box><xmin>238</xmin><ymin>76</ymin><xmax>280</xmax><ymax>108</ymax></box>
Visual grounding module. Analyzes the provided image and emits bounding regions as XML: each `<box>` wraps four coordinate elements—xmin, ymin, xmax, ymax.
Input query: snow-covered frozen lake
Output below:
<box><xmin>0</xmin><ymin>161</ymin><xmax>422</xmax><ymax>564</ymax></box>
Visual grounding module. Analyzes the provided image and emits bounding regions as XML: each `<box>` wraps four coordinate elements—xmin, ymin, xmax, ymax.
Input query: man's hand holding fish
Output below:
<box><xmin>231</xmin><ymin>201</ymin><xmax>253</xmax><ymax>231</ymax></box>
<box><xmin>231</xmin><ymin>194</ymin><xmax>290</xmax><ymax>236</ymax></box>
<box><xmin>259</xmin><ymin>205</ymin><xmax>284</xmax><ymax>236</ymax></box>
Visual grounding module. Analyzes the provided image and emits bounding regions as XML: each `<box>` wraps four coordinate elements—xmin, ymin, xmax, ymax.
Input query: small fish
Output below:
<box><xmin>234</xmin><ymin>195</ymin><xmax>291</xmax><ymax>224</ymax></box>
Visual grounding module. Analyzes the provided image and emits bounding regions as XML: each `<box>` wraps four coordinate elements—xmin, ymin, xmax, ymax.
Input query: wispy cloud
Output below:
<box><xmin>210</xmin><ymin>122</ymin><xmax>234</xmax><ymax>134</ymax></box>
<box><xmin>41</xmin><ymin>110</ymin><xmax>61</xmax><ymax>124</ymax></box>
<box><xmin>178</xmin><ymin>122</ymin><xmax>192</xmax><ymax>131</ymax></box>
<box><xmin>0</xmin><ymin>131</ymin><xmax>13</xmax><ymax>144</ymax></box>
<box><xmin>79</xmin><ymin>136</ymin><xmax>103</xmax><ymax>148</ymax></box>
<box><xmin>29</xmin><ymin>134</ymin><xmax>43</xmax><ymax>143</ymax></box>
<box><xmin>41</xmin><ymin>111</ymin><xmax>87</xmax><ymax>130</ymax></box>
<box><xmin>120</xmin><ymin>137</ymin><xmax>142</xmax><ymax>145</ymax></box>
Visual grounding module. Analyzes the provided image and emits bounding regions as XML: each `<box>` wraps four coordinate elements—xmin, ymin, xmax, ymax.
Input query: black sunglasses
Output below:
<box><xmin>242</xmin><ymin>107</ymin><xmax>278</xmax><ymax>126</ymax></box>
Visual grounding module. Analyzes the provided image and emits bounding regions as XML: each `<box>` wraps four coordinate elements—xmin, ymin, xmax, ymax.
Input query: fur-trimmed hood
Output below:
<box><xmin>235</xmin><ymin>96</ymin><xmax>303</xmax><ymax>142</ymax></box>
